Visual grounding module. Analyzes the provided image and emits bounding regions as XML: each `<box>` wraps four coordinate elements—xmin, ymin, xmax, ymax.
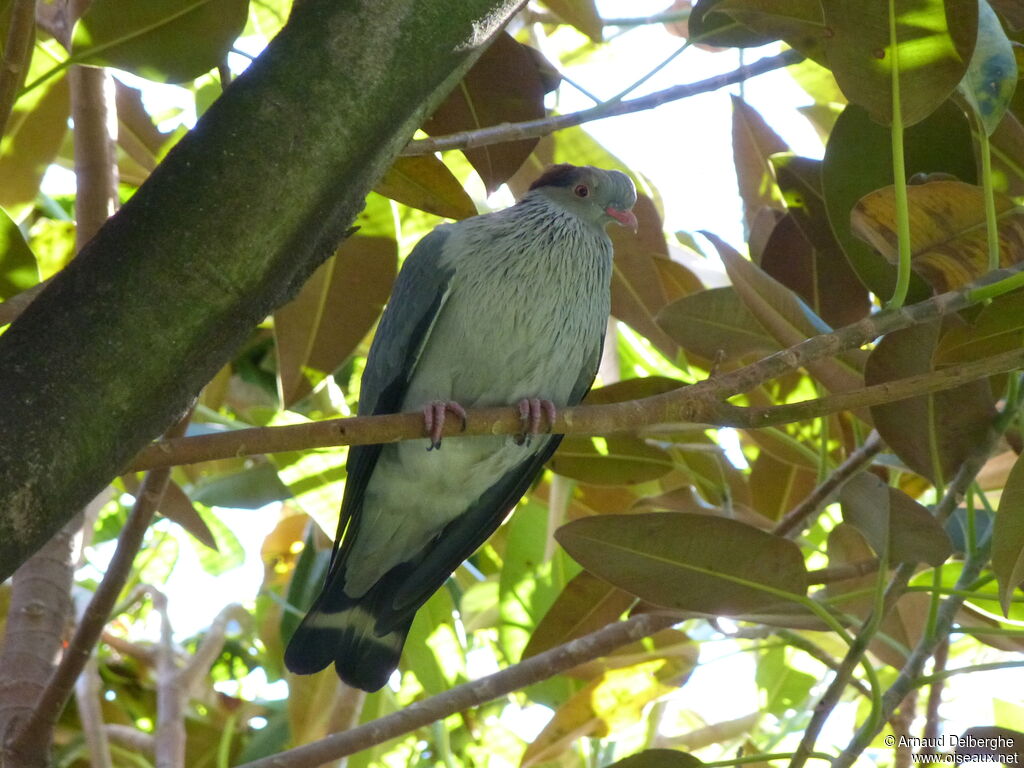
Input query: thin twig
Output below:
<box><xmin>401</xmin><ymin>50</ymin><xmax>803</xmax><ymax>156</ymax></box>
<box><xmin>774</xmin><ymin>433</ymin><xmax>884</xmax><ymax>538</ymax></box>
<box><xmin>74</xmin><ymin>656</ymin><xmax>113</xmax><ymax>768</ymax></box>
<box><xmin>148</xmin><ymin>587</ymin><xmax>185</xmax><ymax>768</ymax></box>
<box><xmin>922</xmin><ymin>635</ymin><xmax>948</xmax><ymax>741</ymax></box>
<box><xmin>7</xmin><ymin>413</ymin><xmax>191</xmax><ymax>757</ymax></box>
<box><xmin>236</xmin><ymin>613</ymin><xmax>678</xmax><ymax>768</ymax></box>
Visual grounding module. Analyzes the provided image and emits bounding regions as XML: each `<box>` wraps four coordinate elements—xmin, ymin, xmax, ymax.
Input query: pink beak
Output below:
<box><xmin>606</xmin><ymin>206</ymin><xmax>639</xmax><ymax>232</ymax></box>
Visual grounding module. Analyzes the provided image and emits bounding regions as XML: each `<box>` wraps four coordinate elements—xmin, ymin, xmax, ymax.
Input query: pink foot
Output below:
<box><xmin>422</xmin><ymin>400</ymin><xmax>467</xmax><ymax>450</ymax></box>
<box><xmin>515</xmin><ymin>398</ymin><xmax>557</xmax><ymax>446</ymax></box>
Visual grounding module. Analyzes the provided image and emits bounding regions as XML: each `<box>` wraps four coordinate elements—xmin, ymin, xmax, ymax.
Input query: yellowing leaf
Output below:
<box><xmin>521</xmin><ymin>660</ymin><xmax>679</xmax><ymax>767</ymax></box>
<box><xmin>374</xmin><ymin>155</ymin><xmax>477</xmax><ymax>220</ymax></box>
<box><xmin>541</xmin><ymin>0</ymin><xmax>603</xmax><ymax>41</ymax></box>
<box><xmin>851</xmin><ymin>180</ymin><xmax>1024</xmax><ymax>292</ymax></box>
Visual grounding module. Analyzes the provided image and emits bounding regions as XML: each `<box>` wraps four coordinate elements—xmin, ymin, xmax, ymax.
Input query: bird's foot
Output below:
<box><xmin>422</xmin><ymin>401</ymin><xmax>468</xmax><ymax>450</ymax></box>
<box><xmin>515</xmin><ymin>398</ymin><xmax>557</xmax><ymax>446</ymax></box>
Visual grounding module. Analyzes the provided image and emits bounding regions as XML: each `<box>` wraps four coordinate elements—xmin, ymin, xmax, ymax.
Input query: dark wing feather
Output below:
<box><xmin>329</xmin><ymin>228</ymin><xmax>455</xmax><ymax>568</ymax></box>
<box><xmin>378</xmin><ymin>332</ymin><xmax>606</xmax><ymax>631</ymax></box>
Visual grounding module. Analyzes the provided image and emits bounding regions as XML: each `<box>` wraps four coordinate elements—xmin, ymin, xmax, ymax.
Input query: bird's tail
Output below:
<box><xmin>284</xmin><ymin>575</ymin><xmax>414</xmax><ymax>692</ymax></box>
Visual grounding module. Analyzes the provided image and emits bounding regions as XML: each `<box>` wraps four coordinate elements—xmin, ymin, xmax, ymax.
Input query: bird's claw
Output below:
<box><xmin>423</xmin><ymin>401</ymin><xmax>468</xmax><ymax>450</ymax></box>
<box><xmin>515</xmin><ymin>398</ymin><xmax>557</xmax><ymax>446</ymax></box>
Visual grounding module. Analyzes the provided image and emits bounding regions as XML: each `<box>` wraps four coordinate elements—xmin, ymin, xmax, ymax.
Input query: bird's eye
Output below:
<box><xmin>574</xmin><ymin>184</ymin><xmax>589</xmax><ymax>198</ymax></box>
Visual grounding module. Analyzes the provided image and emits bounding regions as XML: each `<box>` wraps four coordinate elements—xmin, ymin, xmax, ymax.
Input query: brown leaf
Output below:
<box><xmin>549</xmin><ymin>436</ymin><xmax>674</xmax><ymax>486</ymax></box>
<box><xmin>731</xmin><ymin>96</ymin><xmax>788</xmax><ymax>237</ymax></box>
<box><xmin>523</xmin><ymin>570</ymin><xmax>635</xmax><ymax>659</ymax></box>
<box><xmin>749</xmin><ymin>452</ymin><xmax>818</xmax><ymax>521</ymax></box>
<box><xmin>159</xmin><ymin>481</ymin><xmax>217</xmax><ymax>550</ymax></box>
<box><xmin>274</xmin><ymin>236</ymin><xmax>397</xmax><ymax>406</ymax></box>
<box><xmin>422</xmin><ymin>33</ymin><xmax>545</xmax><ymax>193</ymax></box>
<box><xmin>865</xmin><ymin>318</ymin><xmax>996</xmax><ymax>485</ymax></box>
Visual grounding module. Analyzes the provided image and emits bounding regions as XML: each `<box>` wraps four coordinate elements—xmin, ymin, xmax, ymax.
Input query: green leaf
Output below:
<box><xmin>423</xmin><ymin>33</ymin><xmax>545</xmax><ymax>193</ymax></box>
<box><xmin>821</xmin><ymin>0</ymin><xmax>977</xmax><ymax>127</ymax></box>
<box><xmin>556</xmin><ymin>512</ymin><xmax>809</xmax><ymax>617</ymax></box>
<box><xmin>190</xmin><ymin>462</ymin><xmax>292</xmax><ymax>509</ymax></box>
<box><xmin>549</xmin><ymin>436</ymin><xmax>674</xmax><ymax>486</ymax></box>
<box><xmin>0</xmin><ymin>73</ymin><xmax>69</xmax><ymax>217</ymax></box>
<box><xmin>403</xmin><ymin>588</ymin><xmax>464</xmax><ymax>694</ymax></box>
<box><xmin>822</xmin><ymin>101</ymin><xmax>976</xmax><ymax>299</ymax></box>
<box><xmin>711</xmin><ymin>0</ymin><xmax>826</xmax><ymax>59</ymax></box>
<box><xmin>851</xmin><ymin>180</ymin><xmax>1024</xmax><ymax>292</ymax></box>
<box><xmin>0</xmin><ymin>207</ymin><xmax>38</xmax><ymax>301</ymax></box>
<box><xmin>688</xmin><ymin>0</ymin><xmax>775</xmax><ymax>48</ymax></box>
<box><xmin>994</xmin><ymin>453</ymin><xmax>1024</xmax><ymax>615</ymax></box>
<box><xmin>958</xmin><ymin>0</ymin><xmax>1018</xmax><ymax>135</ymax></box>
<box><xmin>865</xmin><ymin>319</ymin><xmax>996</xmax><ymax>486</ymax></box>
<box><xmin>373</xmin><ymin>155</ymin><xmax>477</xmax><ymax>220</ymax></box>
<box><xmin>934</xmin><ymin>290</ymin><xmax>1024</xmax><ymax>365</ymax></box>
<box><xmin>274</xmin><ymin>236</ymin><xmax>397</xmax><ymax>407</ymax></box>
<box><xmin>71</xmin><ymin>0</ymin><xmax>250</xmax><ymax>83</ymax></box>
<box><xmin>840</xmin><ymin>471</ymin><xmax>891</xmax><ymax>559</ymax></box>
<box><xmin>523</xmin><ymin>569</ymin><xmax>635</xmax><ymax>659</ymax></box>
<box><xmin>605</xmin><ymin>750</ymin><xmax>703</xmax><ymax>768</ymax></box>
<box><xmin>192</xmin><ymin>504</ymin><xmax>245</xmax><ymax>575</ymax></box>
<box><xmin>756</xmin><ymin>646</ymin><xmax>816</xmax><ymax>716</ymax></box>
<box><xmin>657</xmin><ymin>286</ymin><xmax>779</xmax><ymax>360</ymax></box>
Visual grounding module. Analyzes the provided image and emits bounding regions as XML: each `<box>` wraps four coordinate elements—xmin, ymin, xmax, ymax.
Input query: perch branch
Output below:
<box><xmin>236</xmin><ymin>612</ymin><xmax>678</xmax><ymax>768</ymax></box>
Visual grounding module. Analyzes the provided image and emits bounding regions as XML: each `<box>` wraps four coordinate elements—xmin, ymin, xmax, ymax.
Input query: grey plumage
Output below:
<box><xmin>284</xmin><ymin>164</ymin><xmax>638</xmax><ymax>691</ymax></box>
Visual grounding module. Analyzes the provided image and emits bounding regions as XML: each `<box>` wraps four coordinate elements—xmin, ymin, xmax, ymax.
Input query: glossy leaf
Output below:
<box><xmin>0</xmin><ymin>208</ymin><xmax>38</xmax><ymax>301</ymax></box>
<box><xmin>851</xmin><ymin>180</ymin><xmax>1024</xmax><ymax>292</ymax></box>
<box><xmin>865</xmin><ymin>319</ymin><xmax>996</xmax><ymax>486</ymax></box>
<box><xmin>556</xmin><ymin>512</ymin><xmax>809</xmax><ymax>616</ymax></box>
<box><xmin>274</xmin><ymin>236</ymin><xmax>397</xmax><ymax>407</ymax></box>
<box><xmin>731</xmin><ymin>96</ymin><xmax>788</xmax><ymax>238</ymax></box>
<box><xmin>712</xmin><ymin>0</ymin><xmax>825</xmax><ymax>59</ymax></box>
<box><xmin>994</xmin><ymin>453</ymin><xmax>1024</xmax><ymax>615</ymax></box>
<box><xmin>767</xmin><ymin>154</ymin><xmax>870</xmax><ymax>327</ymax></box>
<box><xmin>373</xmin><ymin>155</ymin><xmax>477</xmax><ymax>220</ymax></box>
<box><xmin>657</xmin><ymin>286</ymin><xmax>780</xmax><ymax>361</ymax></box>
<box><xmin>821</xmin><ymin>0</ymin><xmax>977</xmax><ymax>126</ymax></box>
<box><xmin>934</xmin><ymin>290</ymin><xmax>1024</xmax><ymax>365</ymax></box>
<box><xmin>423</xmin><ymin>33</ymin><xmax>546</xmax><ymax>193</ymax></box>
<box><xmin>822</xmin><ymin>101</ymin><xmax>975</xmax><ymax>298</ymax></box>
<box><xmin>958</xmin><ymin>0</ymin><xmax>1018</xmax><ymax>135</ymax></box>
<box><xmin>523</xmin><ymin>570</ymin><xmax>635</xmax><ymax>659</ymax></box>
<box><xmin>549</xmin><ymin>435</ymin><xmax>674</xmax><ymax>486</ymax></box>
<box><xmin>72</xmin><ymin>0</ymin><xmax>249</xmax><ymax>83</ymax></box>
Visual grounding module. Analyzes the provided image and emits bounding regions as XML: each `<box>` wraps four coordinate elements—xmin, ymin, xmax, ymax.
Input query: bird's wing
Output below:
<box><xmin>381</xmin><ymin>329</ymin><xmax>607</xmax><ymax>628</ymax></box>
<box><xmin>330</xmin><ymin>228</ymin><xmax>455</xmax><ymax>568</ymax></box>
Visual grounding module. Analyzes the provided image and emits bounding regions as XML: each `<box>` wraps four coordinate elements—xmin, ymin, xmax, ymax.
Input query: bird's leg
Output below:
<box><xmin>422</xmin><ymin>400</ymin><xmax>468</xmax><ymax>451</ymax></box>
<box><xmin>515</xmin><ymin>398</ymin><xmax>557</xmax><ymax>446</ymax></box>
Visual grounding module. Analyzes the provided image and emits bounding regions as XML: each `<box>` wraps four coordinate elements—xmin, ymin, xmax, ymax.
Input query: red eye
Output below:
<box><xmin>574</xmin><ymin>184</ymin><xmax>589</xmax><ymax>198</ymax></box>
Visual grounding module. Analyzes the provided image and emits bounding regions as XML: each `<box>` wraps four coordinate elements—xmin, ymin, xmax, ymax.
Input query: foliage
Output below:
<box><xmin>2</xmin><ymin>0</ymin><xmax>1024</xmax><ymax>767</ymax></box>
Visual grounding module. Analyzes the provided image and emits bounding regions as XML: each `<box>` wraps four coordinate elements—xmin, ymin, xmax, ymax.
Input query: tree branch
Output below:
<box><xmin>773</xmin><ymin>433</ymin><xmax>883</xmax><ymax>538</ymax></box>
<box><xmin>236</xmin><ymin>612</ymin><xmax>678</xmax><ymax>768</ymax></box>
<box><xmin>401</xmin><ymin>50</ymin><xmax>803</xmax><ymax>156</ymax></box>
<box><xmin>7</xmin><ymin>414</ymin><xmax>190</xmax><ymax>757</ymax></box>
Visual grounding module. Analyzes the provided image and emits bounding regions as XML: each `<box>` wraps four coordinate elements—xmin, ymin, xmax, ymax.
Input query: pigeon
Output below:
<box><xmin>284</xmin><ymin>164</ymin><xmax>638</xmax><ymax>691</ymax></box>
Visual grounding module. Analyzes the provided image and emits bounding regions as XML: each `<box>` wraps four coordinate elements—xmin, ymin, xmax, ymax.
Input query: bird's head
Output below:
<box><xmin>528</xmin><ymin>164</ymin><xmax>639</xmax><ymax>232</ymax></box>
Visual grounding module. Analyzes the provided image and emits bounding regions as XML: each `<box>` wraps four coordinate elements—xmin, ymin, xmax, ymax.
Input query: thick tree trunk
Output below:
<box><xmin>0</xmin><ymin>0</ymin><xmax>522</xmax><ymax>580</ymax></box>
